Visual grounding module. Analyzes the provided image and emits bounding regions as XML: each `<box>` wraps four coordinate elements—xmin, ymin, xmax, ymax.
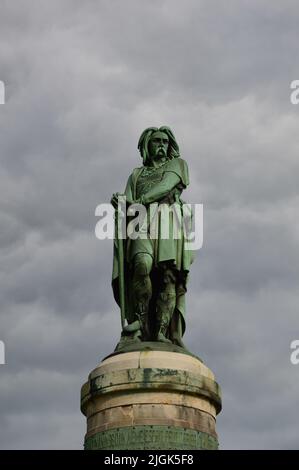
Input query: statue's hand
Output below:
<box><xmin>111</xmin><ymin>192</ymin><xmax>135</xmax><ymax>208</ymax></box>
<box><xmin>110</xmin><ymin>192</ymin><xmax>121</xmax><ymax>209</ymax></box>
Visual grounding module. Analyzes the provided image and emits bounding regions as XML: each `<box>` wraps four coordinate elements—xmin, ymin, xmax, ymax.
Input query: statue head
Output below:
<box><xmin>137</xmin><ymin>126</ymin><xmax>180</xmax><ymax>166</ymax></box>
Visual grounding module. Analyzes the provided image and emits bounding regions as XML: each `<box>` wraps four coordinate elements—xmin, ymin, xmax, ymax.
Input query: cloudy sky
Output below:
<box><xmin>0</xmin><ymin>0</ymin><xmax>299</xmax><ymax>449</ymax></box>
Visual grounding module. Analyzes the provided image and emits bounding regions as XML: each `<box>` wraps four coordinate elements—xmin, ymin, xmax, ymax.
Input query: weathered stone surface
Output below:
<box><xmin>88</xmin><ymin>350</ymin><xmax>214</xmax><ymax>380</ymax></box>
<box><xmin>81</xmin><ymin>350</ymin><xmax>221</xmax><ymax>450</ymax></box>
<box><xmin>86</xmin><ymin>404</ymin><xmax>217</xmax><ymax>437</ymax></box>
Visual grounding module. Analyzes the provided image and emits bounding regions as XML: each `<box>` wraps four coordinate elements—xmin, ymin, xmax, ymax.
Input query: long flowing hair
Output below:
<box><xmin>137</xmin><ymin>126</ymin><xmax>180</xmax><ymax>166</ymax></box>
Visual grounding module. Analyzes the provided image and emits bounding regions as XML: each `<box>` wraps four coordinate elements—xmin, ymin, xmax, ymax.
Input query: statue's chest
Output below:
<box><xmin>136</xmin><ymin>168</ymin><xmax>164</xmax><ymax>197</ymax></box>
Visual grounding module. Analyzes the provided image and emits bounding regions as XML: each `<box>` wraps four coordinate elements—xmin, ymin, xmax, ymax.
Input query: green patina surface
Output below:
<box><xmin>85</xmin><ymin>426</ymin><xmax>218</xmax><ymax>450</ymax></box>
<box><xmin>111</xmin><ymin>127</ymin><xmax>195</xmax><ymax>350</ymax></box>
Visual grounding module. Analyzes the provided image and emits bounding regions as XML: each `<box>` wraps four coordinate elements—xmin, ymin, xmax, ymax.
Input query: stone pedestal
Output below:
<box><xmin>81</xmin><ymin>348</ymin><xmax>221</xmax><ymax>450</ymax></box>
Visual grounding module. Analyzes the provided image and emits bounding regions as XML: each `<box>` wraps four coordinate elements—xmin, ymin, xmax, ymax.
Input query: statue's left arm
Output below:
<box><xmin>139</xmin><ymin>159</ymin><xmax>189</xmax><ymax>205</ymax></box>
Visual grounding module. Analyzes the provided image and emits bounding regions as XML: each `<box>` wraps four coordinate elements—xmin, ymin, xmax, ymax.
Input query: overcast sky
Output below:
<box><xmin>0</xmin><ymin>0</ymin><xmax>299</xmax><ymax>449</ymax></box>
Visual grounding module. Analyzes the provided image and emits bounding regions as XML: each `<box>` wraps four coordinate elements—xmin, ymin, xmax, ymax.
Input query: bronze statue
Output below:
<box><xmin>111</xmin><ymin>127</ymin><xmax>194</xmax><ymax>351</ymax></box>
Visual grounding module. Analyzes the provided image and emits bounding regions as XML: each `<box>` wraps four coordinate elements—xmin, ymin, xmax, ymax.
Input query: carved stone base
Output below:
<box><xmin>81</xmin><ymin>349</ymin><xmax>221</xmax><ymax>450</ymax></box>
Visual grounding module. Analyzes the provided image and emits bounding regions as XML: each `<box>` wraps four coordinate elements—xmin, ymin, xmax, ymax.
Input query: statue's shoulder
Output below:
<box><xmin>164</xmin><ymin>158</ymin><xmax>189</xmax><ymax>187</ymax></box>
<box><xmin>164</xmin><ymin>158</ymin><xmax>189</xmax><ymax>175</ymax></box>
<box><xmin>130</xmin><ymin>166</ymin><xmax>144</xmax><ymax>180</ymax></box>
<box><xmin>165</xmin><ymin>157</ymin><xmax>188</xmax><ymax>171</ymax></box>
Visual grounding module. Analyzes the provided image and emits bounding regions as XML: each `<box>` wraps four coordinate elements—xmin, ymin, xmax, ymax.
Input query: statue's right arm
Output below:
<box><xmin>111</xmin><ymin>173</ymin><xmax>134</xmax><ymax>208</ymax></box>
<box><xmin>124</xmin><ymin>174</ymin><xmax>134</xmax><ymax>203</ymax></box>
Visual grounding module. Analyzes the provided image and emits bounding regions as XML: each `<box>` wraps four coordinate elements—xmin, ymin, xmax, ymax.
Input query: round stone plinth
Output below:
<box><xmin>81</xmin><ymin>350</ymin><xmax>221</xmax><ymax>450</ymax></box>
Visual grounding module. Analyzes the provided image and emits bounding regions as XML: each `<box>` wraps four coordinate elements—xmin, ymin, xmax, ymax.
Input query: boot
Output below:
<box><xmin>122</xmin><ymin>320</ymin><xmax>142</xmax><ymax>342</ymax></box>
<box><xmin>132</xmin><ymin>298</ymin><xmax>150</xmax><ymax>340</ymax></box>
<box><xmin>156</xmin><ymin>311</ymin><xmax>172</xmax><ymax>343</ymax></box>
<box><xmin>138</xmin><ymin>311</ymin><xmax>149</xmax><ymax>340</ymax></box>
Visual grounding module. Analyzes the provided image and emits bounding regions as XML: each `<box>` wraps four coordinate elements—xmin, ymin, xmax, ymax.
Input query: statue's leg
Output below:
<box><xmin>156</xmin><ymin>265</ymin><xmax>176</xmax><ymax>343</ymax></box>
<box><xmin>170</xmin><ymin>282</ymin><xmax>187</xmax><ymax>348</ymax></box>
<box><xmin>132</xmin><ymin>253</ymin><xmax>153</xmax><ymax>340</ymax></box>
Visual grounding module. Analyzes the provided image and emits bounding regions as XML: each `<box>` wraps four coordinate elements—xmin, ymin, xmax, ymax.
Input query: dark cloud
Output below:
<box><xmin>0</xmin><ymin>0</ymin><xmax>298</xmax><ymax>449</ymax></box>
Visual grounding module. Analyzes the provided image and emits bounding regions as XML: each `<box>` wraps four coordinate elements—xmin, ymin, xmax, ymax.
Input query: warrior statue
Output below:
<box><xmin>111</xmin><ymin>127</ymin><xmax>194</xmax><ymax>350</ymax></box>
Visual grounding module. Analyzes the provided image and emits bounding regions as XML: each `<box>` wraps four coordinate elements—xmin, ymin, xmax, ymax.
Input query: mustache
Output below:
<box><xmin>156</xmin><ymin>147</ymin><xmax>167</xmax><ymax>155</ymax></box>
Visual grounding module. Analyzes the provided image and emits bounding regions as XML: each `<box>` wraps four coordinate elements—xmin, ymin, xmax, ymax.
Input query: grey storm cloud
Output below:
<box><xmin>0</xmin><ymin>0</ymin><xmax>299</xmax><ymax>449</ymax></box>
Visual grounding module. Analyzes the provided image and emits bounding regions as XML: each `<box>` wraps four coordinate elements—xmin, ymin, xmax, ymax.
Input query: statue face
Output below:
<box><xmin>148</xmin><ymin>131</ymin><xmax>169</xmax><ymax>161</ymax></box>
